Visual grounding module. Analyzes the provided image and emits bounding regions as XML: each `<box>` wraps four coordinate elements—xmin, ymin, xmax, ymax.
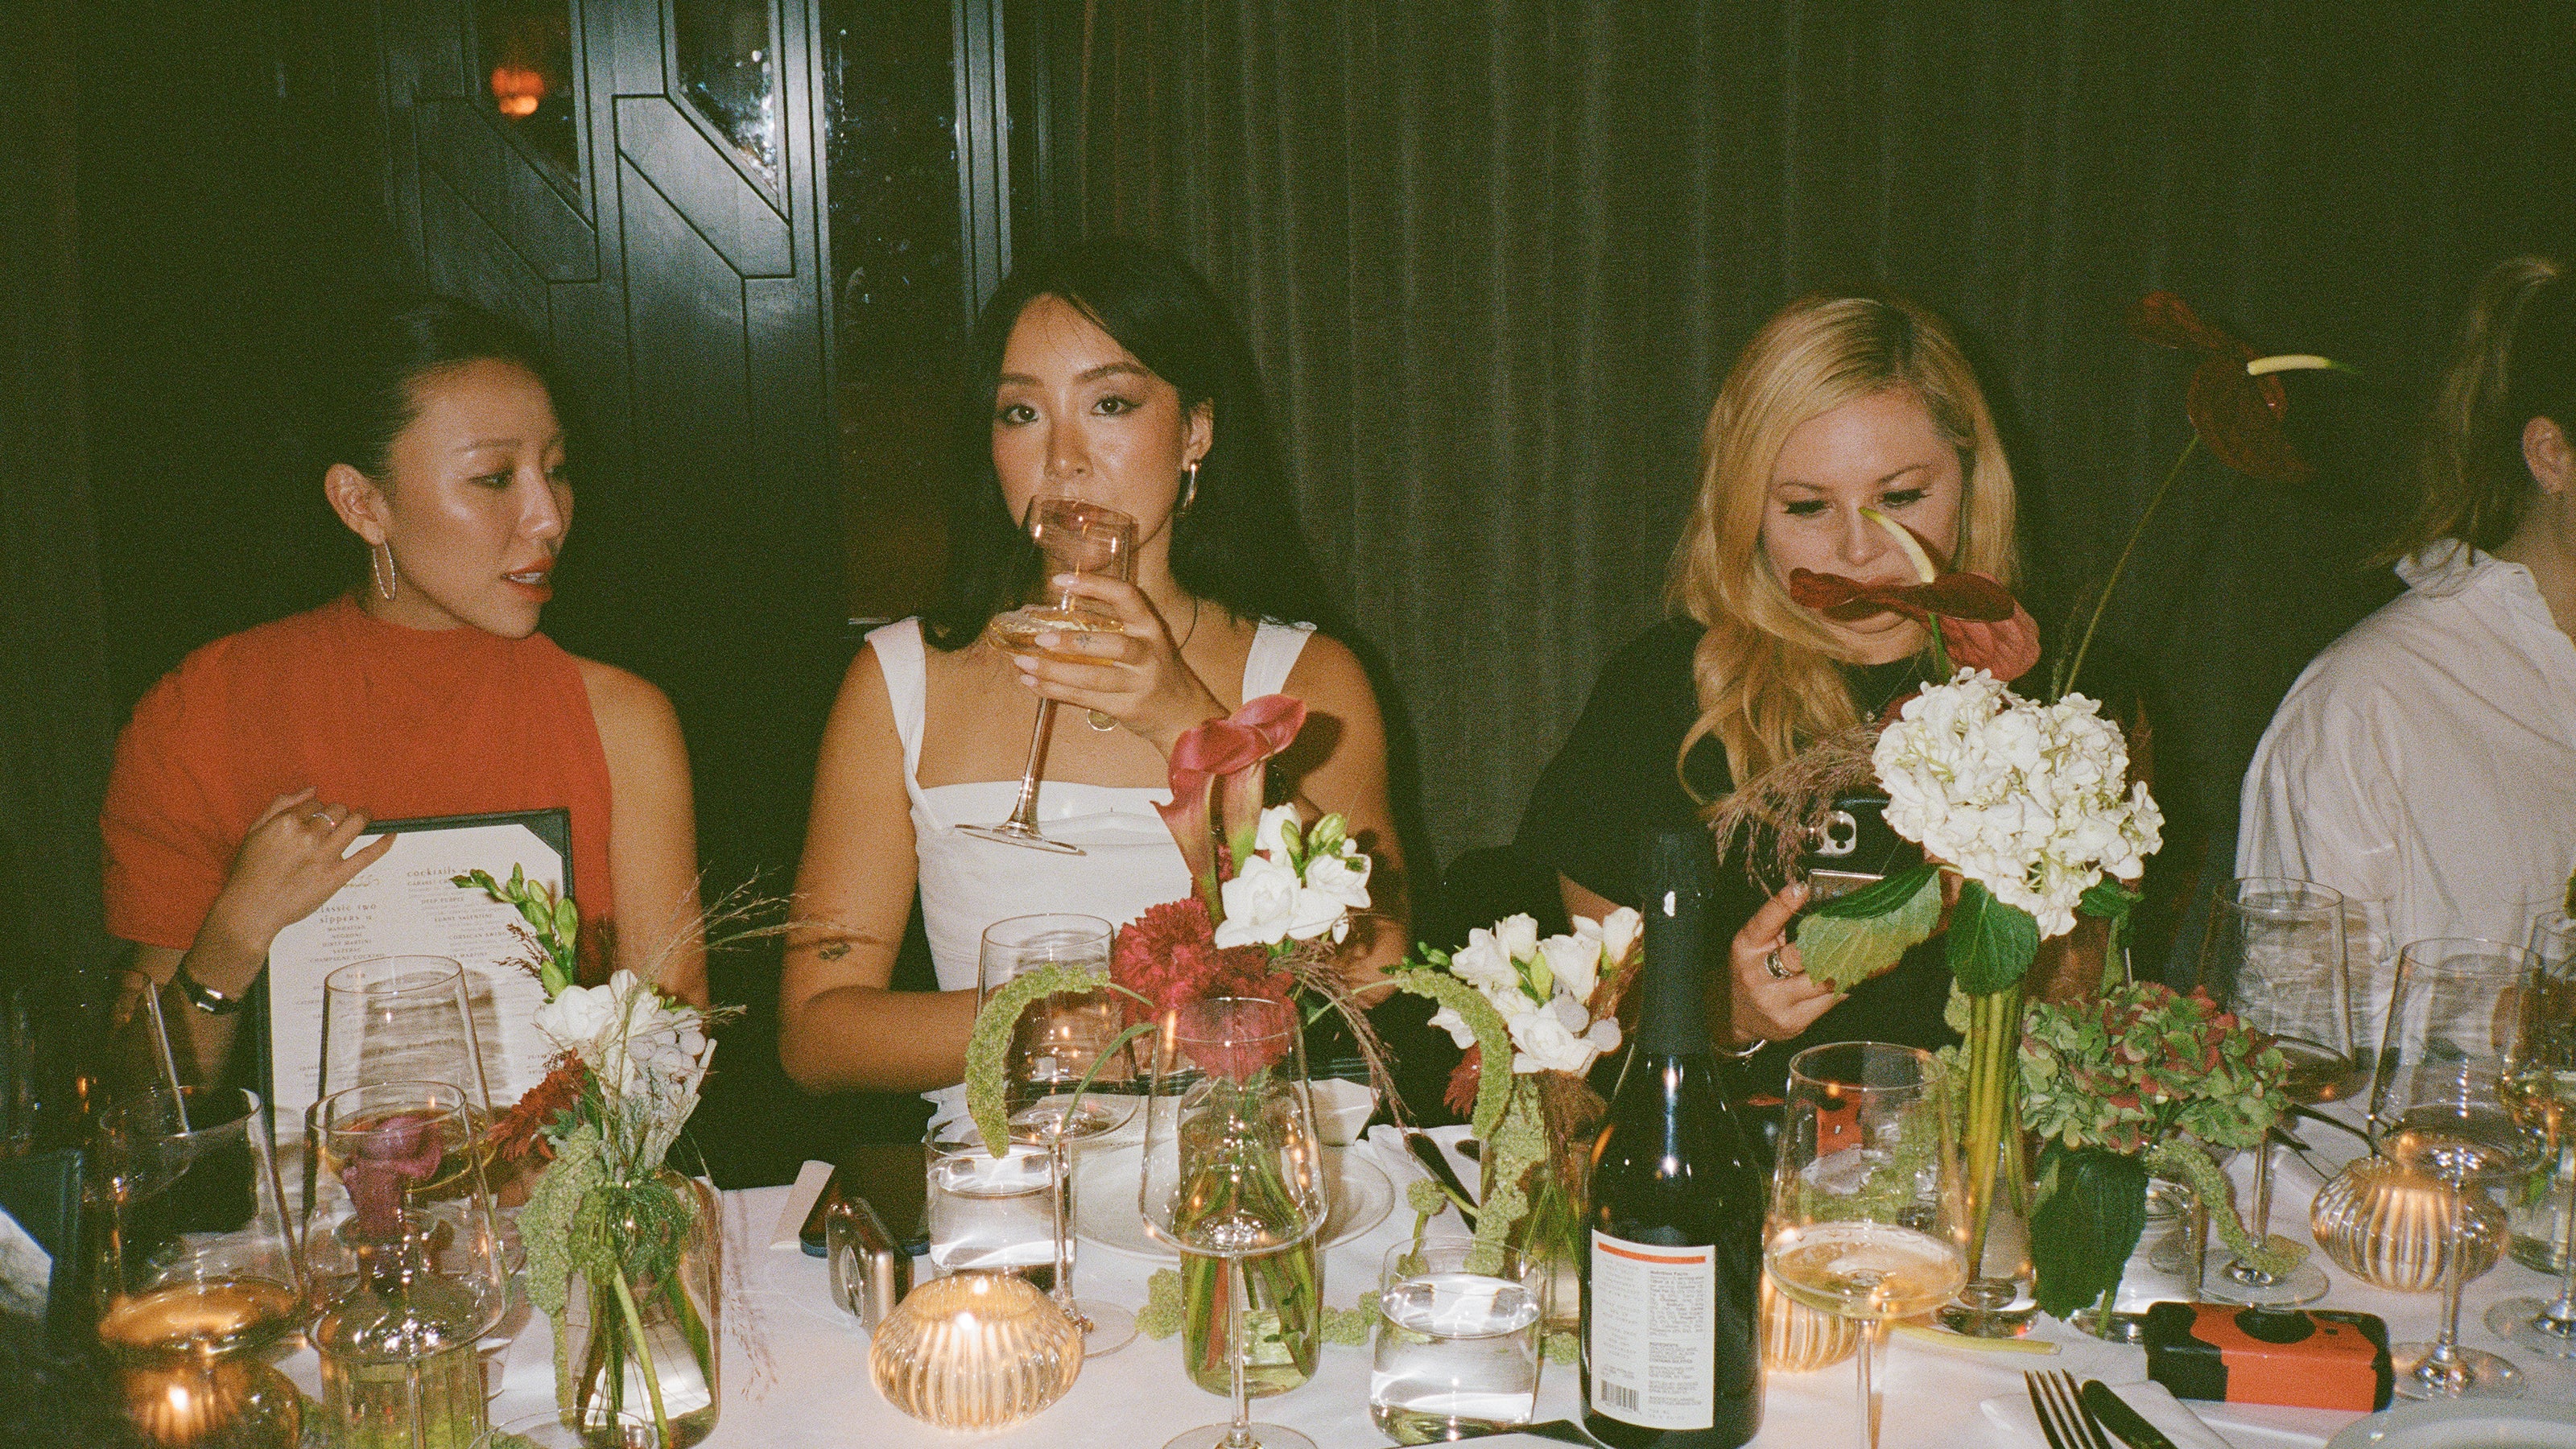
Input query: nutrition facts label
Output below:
<box><xmin>1589</xmin><ymin>1230</ymin><xmax>1715</xmax><ymax>1430</ymax></box>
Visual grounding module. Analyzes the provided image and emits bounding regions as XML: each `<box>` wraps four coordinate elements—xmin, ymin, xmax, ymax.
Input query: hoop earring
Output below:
<box><xmin>371</xmin><ymin>540</ymin><xmax>398</xmax><ymax>602</ymax></box>
<box><xmin>1176</xmin><ymin>460</ymin><xmax>1200</xmax><ymax>520</ymax></box>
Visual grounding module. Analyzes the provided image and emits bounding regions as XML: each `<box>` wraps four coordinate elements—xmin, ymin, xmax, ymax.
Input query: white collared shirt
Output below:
<box><xmin>2239</xmin><ymin>542</ymin><xmax>2576</xmax><ymax>1043</ymax></box>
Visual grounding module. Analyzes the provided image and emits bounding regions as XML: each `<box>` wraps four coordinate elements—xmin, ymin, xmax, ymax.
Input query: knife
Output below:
<box><xmin>1403</xmin><ymin>1131</ymin><xmax>1480</xmax><ymax>1226</ymax></box>
<box><xmin>2081</xmin><ymin>1379</ymin><xmax>2178</xmax><ymax>1449</ymax></box>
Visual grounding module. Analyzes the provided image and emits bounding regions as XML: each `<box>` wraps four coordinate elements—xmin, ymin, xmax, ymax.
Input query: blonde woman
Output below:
<box><xmin>2241</xmin><ymin>254</ymin><xmax>2576</xmax><ymax>1034</ymax></box>
<box><xmin>1517</xmin><ymin>292</ymin><xmax>2020</xmax><ymax>1088</ymax></box>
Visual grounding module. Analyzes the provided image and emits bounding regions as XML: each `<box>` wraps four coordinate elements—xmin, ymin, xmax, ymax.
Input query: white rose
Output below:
<box><xmin>1507</xmin><ymin>1009</ymin><xmax>1594</xmax><ymax>1075</ymax></box>
<box><xmin>1495</xmin><ymin>914</ymin><xmax>1540</xmax><ymax>966</ymax></box>
<box><xmin>1215</xmin><ymin>854</ymin><xmax>1303</xmax><ymax>947</ymax></box>
<box><xmin>1537</xmin><ymin>933</ymin><xmax>1603</xmax><ymax>1005</ymax></box>
<box><xmin>1253</xmin><ymin>803</ymin><xmax>1304</xmax><ymax>861</ymax></box>
<box><xmin>1302</xmin><ymin>848</ymin><xmax>1373</xmax><ymax>912</ymax></box>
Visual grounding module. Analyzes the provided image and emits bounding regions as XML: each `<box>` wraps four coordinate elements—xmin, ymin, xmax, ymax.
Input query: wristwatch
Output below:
<box><xmin>173</xmin><ymin>962</ymin><xmax>246</xmax><ymax>1016</ymax></box>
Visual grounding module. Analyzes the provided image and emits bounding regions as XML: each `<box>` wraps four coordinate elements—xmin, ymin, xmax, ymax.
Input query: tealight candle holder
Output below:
<box><xmin>868</xmin><ymin>1271</ymin><xmax>1084</xmax><ymax>1430</ymax></box>
<box><xmin>2310</xmin><ymin>1153</ymin><xmax>2506</xmax><ymax>1293</ymax></box>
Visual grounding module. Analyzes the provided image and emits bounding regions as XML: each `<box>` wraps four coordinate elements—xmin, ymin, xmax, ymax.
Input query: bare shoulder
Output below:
<box><xmin>572</xmin><ymin>657</ymin><xmax>684</xmax><ymax>755</ymax></box>
<box><xmin>1282</xmin><ymin>630</ymin><xmax>1381</xmax><ymax>715</ymax></box>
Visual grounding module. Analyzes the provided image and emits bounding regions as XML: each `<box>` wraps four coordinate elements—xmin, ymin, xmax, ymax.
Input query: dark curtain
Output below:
<box><xmin>1066</xmin><ymin>1</ymin><xmax>2576</xmax><ymax>865</ymax></box>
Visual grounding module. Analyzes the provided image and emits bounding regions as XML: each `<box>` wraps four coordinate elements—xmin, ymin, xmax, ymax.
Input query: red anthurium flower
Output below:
<box><xmin>1787</xmin><ymin>568</ymin><xmax>2017</xmax><ymax>624</ymax></box>
<box><xmin>1942</xmin><ymin>606</ymin><xmax>2041</xmax><ymax>683</ymax></box>
<box><xmin>2128</xmin><ymin>291</ymin><xmax>2312</xmax><ymax>485</ymax></box>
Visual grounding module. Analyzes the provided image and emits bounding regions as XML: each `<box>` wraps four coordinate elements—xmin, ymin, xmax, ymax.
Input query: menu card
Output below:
<box><xmin>264</xmin><ymin>809</ymin><xmax>571</xmax><ymax>1137</ymax></box>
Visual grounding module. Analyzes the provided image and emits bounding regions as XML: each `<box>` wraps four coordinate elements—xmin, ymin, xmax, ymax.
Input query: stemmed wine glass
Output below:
<box><xmin>1766</xmin><ymin>1042</ymin><xmax>1970</xmax><ymax>1449</ymax></box>
<box><xmin>2199</xmin><ymin>877</ymin><xmax>2355</xmax><ymax>1306</ymax></box>
<box><xmin>957</xmin><ymin>496</ymin><xmax>1139</xmax><ymax>854</ymax></box>
<box><xmin>308</xmin><ymin>955</ymin><xmax>495</xmax><ymax>1214</ymax></box>
<box><xmin>977</xmin><ymin>912</ymin><xmax>1137</xmax><ymax>1354</ymax></box>
<box><xmin>2372</xmin><ymin>938</ymin><xmax>2550</xmax><ymax>1399</ymax></box>
<box><xmin>2487</xmin><ymin>910</ymin><xmax>2576</xmax><ymax>1357</ymax></box>
<box><xmin>1138</xmin><ymin>997</ymin><xmax>1327</xmax><ymax>1449</ymax></box>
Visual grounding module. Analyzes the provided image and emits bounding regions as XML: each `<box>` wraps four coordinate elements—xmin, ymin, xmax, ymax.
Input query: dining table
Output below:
<box><xmin>270</xmin><ymin>1109</ymin><xmax>2576</xmax><ymax>1448</ymax></box>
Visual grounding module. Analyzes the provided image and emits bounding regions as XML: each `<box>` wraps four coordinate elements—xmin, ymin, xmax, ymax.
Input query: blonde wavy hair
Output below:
<box><xmin>1666</xmin><ymin>292</ymin><xmax>2020</xmax><ymax>807</ymax></box>
<box><xmin>2380</xmin><ymin>254</ymin><xmax>2574</xmax><ymax>564</ymax></box>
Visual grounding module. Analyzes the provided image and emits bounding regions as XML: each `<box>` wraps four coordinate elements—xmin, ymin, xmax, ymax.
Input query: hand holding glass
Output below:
<box><xmin>958</xmin><ymin>497</ymin><xmax>1139</xmax><ymax>854</ymax></box>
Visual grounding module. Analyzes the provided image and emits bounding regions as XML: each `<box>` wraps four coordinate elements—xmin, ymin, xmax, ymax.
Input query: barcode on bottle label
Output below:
<box><xmin>1588</xmin><ymin>1230</ymin><xmax>1715</xmax><ymax>1431</ymax></box>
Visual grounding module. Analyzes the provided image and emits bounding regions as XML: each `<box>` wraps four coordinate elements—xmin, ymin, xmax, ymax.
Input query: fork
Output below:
<box><xmin>2025</xmin><ymin>1368</ymin><xmax>2114</xmax><ymax>1449</ymax></box>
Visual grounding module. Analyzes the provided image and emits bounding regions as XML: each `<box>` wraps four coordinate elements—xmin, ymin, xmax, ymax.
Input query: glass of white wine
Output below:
<box><xmin>1766</xmin><ymin>1042</ymin><xmax>1968</xmax><ymax>1449</ymax></box>
<box><xmin>2487</xmin><ymin>911</ymin><xmax>2576</xmax><ymax>1359</ymax></box>
<box><xmin>2372</xmin><ymin>939</ymin><xmax>2548</xmax><ymax>1399</ymax></box>
<box><xmin>957</xmin><ymin>496</ymin><xmax>1139</xmax><ymax>855</ymax></box>
<box><xmin>2199</xmin><ymin>877</ymin><xmax>2353</xmax><ymax>1306</ymax></box>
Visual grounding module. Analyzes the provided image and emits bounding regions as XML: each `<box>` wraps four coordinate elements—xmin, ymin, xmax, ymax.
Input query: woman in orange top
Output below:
<box><xmin>101</xmin><ymin>297</ymin><xmax>705</xmax><ymax>1083</ymax></box>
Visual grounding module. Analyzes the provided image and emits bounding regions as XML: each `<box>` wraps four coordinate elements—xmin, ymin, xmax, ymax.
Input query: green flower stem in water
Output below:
<box><xmin>1963</xmin><ymin>985</ymin><xmax>2025</xmax><ymax>1275</ymax></box>
<box><xmin>611</xmin><ymin>1272</ymin><xmax>671</xmax><ymax>1447</ymax></box>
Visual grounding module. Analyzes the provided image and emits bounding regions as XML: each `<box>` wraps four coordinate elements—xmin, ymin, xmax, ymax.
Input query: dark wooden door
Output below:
<box><xmin>374</xmin><ymin>0</ymin><xmax>842</xmax><ymax>894</ymax></box>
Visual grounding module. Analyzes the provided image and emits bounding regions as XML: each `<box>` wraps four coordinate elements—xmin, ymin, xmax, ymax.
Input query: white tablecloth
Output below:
<box><xmin>282</xmin><ymin>1120</ymin><xmax>2576</xmax><ymax>1447</ymax></box>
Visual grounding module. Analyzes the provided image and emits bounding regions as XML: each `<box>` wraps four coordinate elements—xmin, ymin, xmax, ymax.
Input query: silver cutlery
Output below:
<box><xmin>2025</xmin><ymin>1368</ymin><xmax>2114</xmax><ymax>1449</ymax></box>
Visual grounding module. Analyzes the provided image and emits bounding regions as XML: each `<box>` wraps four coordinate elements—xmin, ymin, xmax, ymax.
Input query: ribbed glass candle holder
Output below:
<box><xmin>1758</xmin><ymin>1272</ymin><xmax>1860</xmax><ymax>1373</ymax></box>
<box><xmin>869</xmin><ymin>1272</ymin><xmax>1084</xmax><ymax>1430</ymax></box>
<box><xmin>2310</xmin><ymin>1154</ymin><xmax>2507</xmax><ymax>1293</ymax></box>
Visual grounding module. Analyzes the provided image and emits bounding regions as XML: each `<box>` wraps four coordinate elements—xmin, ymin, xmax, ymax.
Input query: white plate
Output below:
<box><xmin>1071</xmin><ymin>1144</ymin><xmax>1393</xmax><ymax>1260</ymax></box>
<box><xmin>2323</xmin><ymin>1399</ymin><xmax>2576</xmax><ymax>1448</ymax></box>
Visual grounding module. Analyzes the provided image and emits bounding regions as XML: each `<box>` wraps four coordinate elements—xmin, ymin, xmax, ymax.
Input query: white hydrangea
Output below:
<box><xmin>1873</xmin><ymin>670</ymin><xmax>2164</xmax><ymax>939</ymax></box>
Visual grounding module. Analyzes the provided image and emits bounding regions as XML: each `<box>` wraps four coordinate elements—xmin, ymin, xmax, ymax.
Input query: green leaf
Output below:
<box><xmin>1806</xmin><ymin>863</ymin><xmax>1938</xmax><ymax>920</ymax></box>
<box><xmin>1797</xmin><ymin>866</ymin><xmax>1942</xmax><ymax>991</ymax></box>
<box><xmin>1946</xmin><ymin>881</ymin><xmax>2039</xmax><ymax>994</ymax></box>
<box><xmin>2079</xmin><ymin>878</ymin><xmax>2140</xmax><ymax>923</ymax></box>
<box><xmin>2029</xmin><ymin>1144</ymin><xmax>2148</xmax><ymax>1319</ymax></box>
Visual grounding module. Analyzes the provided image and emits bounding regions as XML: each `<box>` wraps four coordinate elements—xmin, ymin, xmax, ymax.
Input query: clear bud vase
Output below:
<box><xmin>1179</xmin><ymin>1240</ymin><xmax>1322</xmax><ymax>1396</ymax></box>
<box><xmin>559</xmin><ymin>1170</ymin><xmax>723</xmax><ymax>1447</ymax></box>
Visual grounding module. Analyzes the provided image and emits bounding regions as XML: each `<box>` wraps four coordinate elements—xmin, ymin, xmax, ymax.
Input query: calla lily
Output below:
<box><xmin>1154</xmin><ymin>696</ymin><xmax>1310</xmax><ymax>920</ymax></box>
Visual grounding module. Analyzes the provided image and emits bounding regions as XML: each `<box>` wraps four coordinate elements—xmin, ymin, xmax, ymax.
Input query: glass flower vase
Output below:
<box><xmin>559</xmin><ymin>1170</ymin><xmax>722</xmax><ymax>1447</ymax></box>
<box><xmin>1179</xmin><ymin>1241</ymin><xmax>1322</xmax><ymax>1397</ymax></box>
<box><xmin>1483</xmin><ymin>1077</ymin><xmax>1588</xmax><ymax>1338</ymax></box>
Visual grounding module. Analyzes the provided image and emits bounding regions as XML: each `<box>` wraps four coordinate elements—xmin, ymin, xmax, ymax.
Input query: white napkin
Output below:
<box><xmin>769</xmin><ymin>1159</ymin><xmax>834</xmax><ymax>1252</ymax></box>
<box><xmin>0</xmin><ymin>1208</ymin><xmax>49</xmax><ymax>1318</ymax></box>
<box><xmin>1980</xmin><ymin>1378</ymin><xmax>2239</xmax><ymax>1449</ymax></box>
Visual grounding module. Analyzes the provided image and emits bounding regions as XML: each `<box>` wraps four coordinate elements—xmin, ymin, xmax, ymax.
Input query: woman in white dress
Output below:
<box><xmin>779</xmin><ymin>239</ymin><xmax>1406</xmax><ymax>1129</ymax></box>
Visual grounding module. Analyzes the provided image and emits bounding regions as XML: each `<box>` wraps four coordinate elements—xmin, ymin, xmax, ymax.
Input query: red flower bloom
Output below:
<box><xmin>1788</xmin><ymin>568</ymin><xmax>2017</xmax><ymax>624</ymax></box>
<box><xmin>1111</xmin><ymin>898</ymin><xmax>1291</xmax><ymax>1028</ymax></box>
<box><xmin>2128</xmin><ymin>291</ymin><xmax>2312</xmax><ymax>485</ymax></box>
<box><xmin>1443</xmin><ymin>1046</ymin><xmax>1484</xmax><ymax>1118</ymax></box>
<box><xmin>1154</xmin><ymin>696</ymin><xmax>1311</xmax><ymax>914</ymax></box>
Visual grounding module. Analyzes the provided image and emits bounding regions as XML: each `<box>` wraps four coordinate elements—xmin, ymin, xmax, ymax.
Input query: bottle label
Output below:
<box><xmin>1588</xmin><ymin>1229</ymin><xmax>1715</xmax><ymax>1430</ymax></box>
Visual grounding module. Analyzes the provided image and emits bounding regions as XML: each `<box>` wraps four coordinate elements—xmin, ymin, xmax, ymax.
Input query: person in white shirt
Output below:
<box><xmin>2241</xmin><ymin>254</ymin><xmax>2576</xmax><ymax>1040</ymax></box>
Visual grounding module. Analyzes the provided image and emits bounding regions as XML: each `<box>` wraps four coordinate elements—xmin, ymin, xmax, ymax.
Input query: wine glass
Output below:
<box><xmin>302</xmin><ymin>1080</ymin><xmax>510</xmax><ymax>1447</ymax></box>
<box><xmin>307</xmin><ymin>956</ymin><xmax>496</xmax><ymax>1220</ymax></box>
<box><xmin>956</xmin><ymin>497</ymin><xmax>1140</xmax><ymax>854</ymax></box>
<box><xmin>2487</xmin><ymin>911</ymin><xmax>2576</xmax><ymax>1357</ymax></box>
<box><xmin>1766</xmin><ymin>1042</ymin><xmax>1969</xmax><ymax>1449</ymax></box>
<box><xmin>91</xmin><ymin>1085</ymin><xmax>308</xmax><ymax>1449</ymax></box>
<box><xmin>2371</xmin><ymin>938</ymin><xmax>2548</xmax><ymax>1399</ymax></box>
<box><xmin>1137</xmin><ymin>997</ymin><xmax>1327</xmax><ymax>1449</ymax></box>
<box><xmin>2199</xmin><ymin>877</ymin><xmax>2354</xmax><ymax>1306</ymax></box>
<box><xmin>976</xmin><ymin>912</ymin><xmax>1137</xmax><ymax>1354</ymax></box>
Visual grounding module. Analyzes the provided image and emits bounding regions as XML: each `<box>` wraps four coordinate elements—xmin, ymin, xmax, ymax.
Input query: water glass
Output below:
<box><xmin>472</xmin><ymin>1409</ymin><xmax>658</xmax><ymax>1447</ymax></box>
<box><xmin>926</xmin><ymin>1136</ymin><xmax>1059</xmax><ymax>1290</ymax></box>
<box><xmin>1368</xmin><ymin>1241</ymin><xmax>1543</xmax><ymax>1441</ymax></box>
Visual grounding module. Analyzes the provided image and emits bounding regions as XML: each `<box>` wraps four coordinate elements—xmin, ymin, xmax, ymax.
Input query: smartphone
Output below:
<box><xmin>1795</xmin><ymin>795</ymin><xmax>1913</xmax><ymax>902</ymax></box>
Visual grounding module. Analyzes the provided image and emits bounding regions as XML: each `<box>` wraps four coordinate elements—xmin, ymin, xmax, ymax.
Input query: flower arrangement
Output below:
<box><xmin>2011</xmin><ymin>980</ymin><xmax>2301</xmax><ymax>1319</ymax></box>
<box><xmin>959</xmin><ymin>694</ymin><xmax>1381</xmax><ymax>1397</ymax></box>
<box><xmin>456</xmin><ymin>868</ymin><xmax>732</xmax><ymax>1448</ymax></box>
<box><xmin>1389</xmin><ymin>910</ymin><xmax>1642</xmax><ymax>1352</ymax></box>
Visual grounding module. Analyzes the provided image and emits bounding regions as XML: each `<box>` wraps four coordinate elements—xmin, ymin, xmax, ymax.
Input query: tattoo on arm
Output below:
<box><xmin>817</xmin><ymin>940</ymin><xmax>852</xmax><ymax>960</ymax></box>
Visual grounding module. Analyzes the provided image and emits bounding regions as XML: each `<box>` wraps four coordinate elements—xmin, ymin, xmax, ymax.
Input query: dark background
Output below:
<box><xmin>8</xmin><ymin>0</ymin><xmax>2575</xmax><ymax>1186</ymax></box>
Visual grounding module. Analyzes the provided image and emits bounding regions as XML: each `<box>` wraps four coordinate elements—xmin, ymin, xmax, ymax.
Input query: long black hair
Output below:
<box><xmin>922</xmin><ymin>237</ymin><xmax>1335</xmax><ymax>650</ymax></box>
<box><xmin>312</xmin><ymin>295</ymin><xmax>568</xmax><ymax>481</ymax></box>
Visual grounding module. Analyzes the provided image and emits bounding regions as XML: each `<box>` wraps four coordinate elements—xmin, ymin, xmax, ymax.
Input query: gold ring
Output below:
<box><xmin>1765</xmin><ymin>948</ymin><xmax>1793</xmax><ymax>980</ymax></box>
<box><xmin>1087</xmin><ymin>709</ymin><xmax>1118</xmax><ymax>732</ymax></box>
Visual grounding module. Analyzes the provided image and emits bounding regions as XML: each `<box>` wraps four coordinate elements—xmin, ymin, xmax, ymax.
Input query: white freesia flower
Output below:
<box><xmin>1494</xmin><ymin>914</ymin><xmax>1541</xmax><ymax>966</ymax></box>
<box><xmin>1427</xmin><ymin>1005</ymin><xmax>1480</xmax><ymax>1050</ymax></box>
<box><xmin>1874</xmin><ymin>671</ymin><xmax>2163</xmax><ymax>939</ymax></box>
<box><xmin>533</xmin><ymin>969</ymin><xmax>716</xmax><ymax>1171</ymax></box>
<box><xmin>1573</xmin><ymin>908</ymin><xmax>1642</xmax><ymax>976</ymax></box>
<box><xmin>1538</xmin><ymin>932</ymin><xmax>1604</xmax><ymax>1005</ymax></box>
<box><xmin>1509</xmin><ymin>1008</ymin><xmax>1596</xmax><ymax>1075</ymax></box>
<box><xmin>1449</xmin><ymin>918</ymin><xmax>1533</xmax><ymax>994</ymax></box>
<box><xmin>533</xmin><ymin>977</ymin><xmax>621</xmax><ymax>1051</ymax></box>
<box><xmin>1302</xmin><ymin>846</ymin><xmax>1373</xmax><ymax>912</ymax></box>
<box><xmin>1253</xmin><ymin>803</ymin><xmax>1303</xmax><ymax>861</ymax></box>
